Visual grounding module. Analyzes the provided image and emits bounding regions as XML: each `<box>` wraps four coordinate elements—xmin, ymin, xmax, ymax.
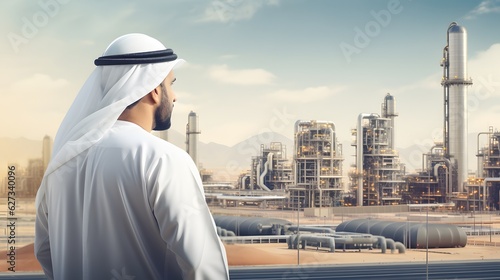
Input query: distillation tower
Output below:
<box><xmin>441</xmin><ymin>22</ymin><xmax>473</xmax><ymax>193</ymax></box>
<box><xmin>290</xmin><ymin>120</ymin><xmax>344</xmax><ymax>209</ymax></box>
<box><xmin>351</xmin><ymin>94</ymin><xmax>405</xmax><ymax>206</ymax></box>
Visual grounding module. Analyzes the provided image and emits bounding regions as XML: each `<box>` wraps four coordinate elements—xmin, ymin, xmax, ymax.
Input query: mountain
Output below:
<box><xmin>2</xmin><ymin>130</ymin><xmax>480</xmax><ymax>180</ymax></box>
<box><xmin>164</xmin><ymin>129</ymin><xmax>294</xmax><ymax>175</ymax></box>
<box><xmin>397</xmin><ymin>132</ymin><xmax>482</xmax><ymax>174</ymax></box>
<box><xmin>197</xmin><ymin>132</ymin><xmax>294</xmax><ymax>180</ymax></box>
<box><xmin>0</xmin><ymin>132</ymin><xmax>294</xmax><ymax>180</ymax></box>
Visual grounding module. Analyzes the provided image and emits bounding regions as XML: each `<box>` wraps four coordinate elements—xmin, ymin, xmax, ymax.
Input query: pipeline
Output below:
<box><xmin>374</xmin><ymin>236</ymin><xmax>387</xmax><ymax>254</ymax></box>
<box><xmin>240</xmin><ymin>174</ymin><xmax>250</xmax><ymax>190</ymax></box>
<box><xmin>386</xmin><ymin>238</ymin><xmax>396</xmax><ymax>254</ymax></box>
<box><xmin>334</xmin><ymin>236</ymin><xmax>378</xmax><ymax>251</ymax></box>
<box><xmin>286</xmin><ymin>225</ymin><xmax>334</xmax><ymax>234</ymax></box>
<box><xmin>257</xmin><ymin>154</ymin><xmax>272</xmax><ymax>191</ymax></box>
<box><xmin>287</xmin><ymin>233</ymin><xmax>406</xmax><ymax>254</ymax></box>
<box><xmin>216</xmin><ymin>226</ymin><xmax>236</xmax><ymax>237</ymax></box>
<box><xmin>395</xmin><ymin>242</ymin><xmax>406</xmax><ymax>253</ymax></box>
<box><xmin>287</xmin><ymin>235</ymin><xmax>296</xmax><ymax>249</ymax></box>
<box><xmin>295</xmin><ymin>235</ymin><xmax>335</xmax><ymax>253</ymax></box>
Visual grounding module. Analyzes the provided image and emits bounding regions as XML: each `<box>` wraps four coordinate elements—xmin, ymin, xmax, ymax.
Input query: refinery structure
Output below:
<box><xmin>289</xmin><ymin>121</ymin><xmax>344</xmax><ymax>209</ymax></box>
<box><xmin>182</xmin><ymin>22</ymin><xmax>500</xmax><ymax>214</ymax></box>
<box><xmin>5</xmin><ymin>22</ymin><xmax>496</xmax><ymax>212</ymax></box>
<box><xmin>350</xmin><ymin>94</ymin><xmax>406</xmax><ymax>206</ymax></box>
<box><xmin>3</xmin><ymin>22</ymin><xmax>500</xmax><ymax>279</ymax></box>
<box><xmin>181</xmin><ymin>23</ymin><xmax>500</xmax><ymax>213</ymax></box>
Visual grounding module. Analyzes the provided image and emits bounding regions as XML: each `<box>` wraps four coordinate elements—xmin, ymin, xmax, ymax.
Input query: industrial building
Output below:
<box><xmin>197</xmin><ymin>22</ymin><xmax>486</xmax><ymax>213</ymax></box>
<box><xmin>473</xmin><ymin>127</ymin><xmax>500</xmax><ymax>210</ymax></box>
<box><xmin>350</xmin><ymin>94</ymin><xmax>406</xmax><ymax>206</ymax></box>
<box><xmin>289</xmin><ymin>120</ymin><xmax>344</xmax><ymax>209</ymax></box>
<box><xmin>245</xmin><ymin>142</ymin><xmax>293</xmax><ymax>191</ymax></box>
<box><xmin>402</xmin><ymin>22</ymin><xmax>473</xmax><ymax>207</ymax></box>
<box><xmin>403</xmin><ymin>143</ymin><xmax>451</xmax><ymax>205</ymax></box>
<box><xmin>441</xmin><ymin>22</ymin><xmax>473</xmax><ymax>193</ymax></box>
<box><xmin>186</xmin><ymin>110</ymin><xmax>201</xmax><ymax>168</ymax></box>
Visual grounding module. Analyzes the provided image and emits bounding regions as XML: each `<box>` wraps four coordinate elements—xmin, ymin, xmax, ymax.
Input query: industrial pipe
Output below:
<box><xmin>258</xmin><ymin>153</ymin><xmax>273</xmax><ymax>191</ymax></box>
<box><xmin>395</xmin><ymin>242</ymin><xmax>406</xmax><ymax>253</ymax></box>
<box><xmin>287</xmin><ymin>226</ymin><xmax>334</xmax><ymax>234</ymax></box>
<box><xmin>296</xmin><ymin>235</ymin><xmax>335</xmax><ymax>253</ymax></box>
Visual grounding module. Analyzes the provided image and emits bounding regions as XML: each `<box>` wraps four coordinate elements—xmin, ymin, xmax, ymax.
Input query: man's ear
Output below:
<box><xmin>149</xmin><ymin>86</ymin><xmax>162</xmax><ymax>105</ymax></box>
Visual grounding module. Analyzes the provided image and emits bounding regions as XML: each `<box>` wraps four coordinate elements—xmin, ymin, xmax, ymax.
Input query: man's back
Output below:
<box><xmin>38</xmin><ymin>121</ymin><xmax>228</xmax><ymax>279</ymax></box>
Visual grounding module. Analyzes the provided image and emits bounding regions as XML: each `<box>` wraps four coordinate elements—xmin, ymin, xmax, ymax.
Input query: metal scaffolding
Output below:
<box><xmin>475</xmin><ymin>127</ymin><xmax>500</xmax><ymax>210</ymax></box>
<box><xmin>290</xmin><ymin>120</ymin><xmax>344</xmax><ymax>209</ymax></box>
<box><xmin>248</xmin><ymin>142</ymin><xmax>293</xmax><ymax>191</ymax></box>
<box><xmin>403</xmin><ymin>143</ymin><xmax>453</xmax><ymax>205</ymax></box>
<box><xmin>352</xmin><ymin>116</ymin><xmax>405</xmax><ymax>205</ymax></box>
<box><xmin>350</xmin><ymin>94</ymin><xmax>405</xmax><ymax>206</ymax></box>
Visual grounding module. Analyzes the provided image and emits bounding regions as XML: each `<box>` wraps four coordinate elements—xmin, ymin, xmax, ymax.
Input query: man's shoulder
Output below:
<box><xmin>147</xmin><ymin>133</ymin><xmax>184</xmax><ymax>154</ymax></box>
<box><xmin>101</xmin><ymin>122</ymin><xmax>186</xmax><ymax>156</ymax></box>
<box><xmin>138</xmin><ymin>130</ymin><xmax>193</xmax><ymax>162</ymax></box>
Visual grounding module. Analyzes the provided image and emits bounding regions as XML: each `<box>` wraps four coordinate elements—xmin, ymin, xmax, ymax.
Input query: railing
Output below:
<box><xmin>220</xmin><ymin>235</ymin><xmax>288</xmax><ymax>244</ymax></box>
<box><xmin>463</xmin><ymin>227</ymin><xmax>500</xmax><ymax>236</ymax></box>
<box><xmin>467</xmin><ymin>239</ymin><xmax>500</xmax><ymax>247</ymax></box>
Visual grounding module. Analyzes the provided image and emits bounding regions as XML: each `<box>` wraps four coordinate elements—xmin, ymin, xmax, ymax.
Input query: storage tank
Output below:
<box><xmin>336</xmin><ymin>219</ymin><xmax>467</xmax><ymax>249</ymax></box>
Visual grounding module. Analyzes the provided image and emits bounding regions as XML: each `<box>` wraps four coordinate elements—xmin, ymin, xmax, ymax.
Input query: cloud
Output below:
<box><xmin>80</xmin><ymin>40</ymin><xmax>95</xmax><ymax>46</ymax></box>
<box><xmin>208</xmin><ymin>64</ymin><xmax>275</xmax><ymax>85</ymax></box>
<box><xmin>386</xmin><ymin>43</ymin><xmax>500</xmax><ymax>97</ymax></box>
<box><xmin>199</xmin><ymin>0</ymin><xmax>279</xmax><ymax>23</ymax></box>
<box><xmin>468</xmin><ymin>43</ymin><xmax>500</xmax><ymax>118</ymax></box>
<box><xmin>469</xmin><ymin>43</ymin><xmax>500</xmax><ymax>83</ymax></box>
<box><xmin>268</xmin><ymin>86</ymin><xmax>345</xmax><ymax>103</ymax></box>
<box><xmin>465</xmin><ymin>0</ymin><xmax>500</xmax><ymax>19</ymax></box>
<box><xmin>0</xmin><ymin>73</ymin><xmax>73</xmax><ymax>139</ymax></box>
<box><xmin>219</xmin><ymin>54</ymin><xmax>239</xmax><ymax>60</ymax></box>
<box><xmin>9</xmin><ymin>73</ymin><xmax>69</xmax><ymax>94</ymax></box>
<box><xmin>386</xmin><ymin>72</ymin><xmax>442</xmax><ymax>95</ymax></box>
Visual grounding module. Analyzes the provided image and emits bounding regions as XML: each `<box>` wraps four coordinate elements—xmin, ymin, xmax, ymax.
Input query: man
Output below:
<box><xmin>35</xmin><ymin>34</ymin><xmax>229</xmax><ymax>279</ymax></box>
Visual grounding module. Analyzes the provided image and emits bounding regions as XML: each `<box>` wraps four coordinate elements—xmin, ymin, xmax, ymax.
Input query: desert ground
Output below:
<box><xmin>1</xmin><ymin>199</ymin><xmax>499</xmax><ymax>273</ymax></box>
<box><xmin>1</xmin><ymin>237</ymin><xmax>499</xmax><ymax>272</ymax></box>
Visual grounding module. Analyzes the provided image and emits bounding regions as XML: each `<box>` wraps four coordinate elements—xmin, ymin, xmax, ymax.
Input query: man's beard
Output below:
<box><xmin>153</xmin><ymin>83</ymin><xmax>172</xmax><ymax>131</ymax></box>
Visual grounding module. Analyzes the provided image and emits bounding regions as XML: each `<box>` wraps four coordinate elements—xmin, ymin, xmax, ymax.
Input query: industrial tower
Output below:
<box><xmin>186</xmin><ymin>111</ymin><xmax>200</xmax><ymax>168</ymax></box>
<box><xmin>248</xmin><ymin>142</ymin><xmax>293</xmax><ymax>191</ymax></box>
<box><xmin>351</xmin><ymin>94</ymin><xmax>405</xmax><ymax>206</ymax></box>
<box><xmin>290</xmin><ymin>120</ymin><xmax>344</xmax><ymax>209</ymax></box>
<box><xmin>475</xmin><ymin>127</ymin><xmax>500</xmax><ymax>210</ymax></box>
<box><xmin>441</xmin><ymin>22</ymin><xmax>473</xmax><ymax>193</ymax></box>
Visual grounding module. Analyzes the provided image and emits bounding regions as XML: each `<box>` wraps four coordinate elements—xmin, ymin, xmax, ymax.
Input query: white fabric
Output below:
<box><xmin>35</xmin><ymin>34</ymin><xmax>228</xmax><ymax>279</ymax></box>
<box><xmin>37</xmin><ymin>33</ymin><xmax>184</xmax><ymax>190</ymax></box>
<box><xmin>36</xmin><ymin>121</ymin><xmax>229</xmax><ymax>279</ymax></box>
<box><xmin>103</xmin><ymin>33</ymin><xmax>167</xmax><ymax>55</ymax></box>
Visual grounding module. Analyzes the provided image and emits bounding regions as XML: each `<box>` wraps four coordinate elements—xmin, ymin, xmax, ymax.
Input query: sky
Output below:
<box><xmin>1</xmin><ymin>0</ymin><xmax>500</xmax><ymax>173</ymax></box>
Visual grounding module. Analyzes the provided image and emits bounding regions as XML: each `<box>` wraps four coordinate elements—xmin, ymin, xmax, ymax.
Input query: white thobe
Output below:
<box><xmin>35</xmin><ymin>120</ymin><xmax>229</xmax><ymax>280</ymax></box>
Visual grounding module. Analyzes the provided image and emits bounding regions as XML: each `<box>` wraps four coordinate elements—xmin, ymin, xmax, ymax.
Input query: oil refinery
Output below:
<box><xmin>186</xmin><ymin>22</ymin><xmax>500</xmax><ymax>214</ymax></box>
